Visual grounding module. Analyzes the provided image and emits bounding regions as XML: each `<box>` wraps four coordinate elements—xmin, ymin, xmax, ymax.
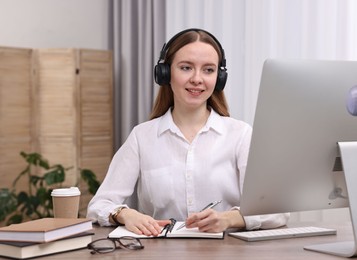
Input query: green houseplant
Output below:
<box><xmin>0</xmin><ymin>151</ymin><xmax>100</xmax><ymax>225</ymax></box>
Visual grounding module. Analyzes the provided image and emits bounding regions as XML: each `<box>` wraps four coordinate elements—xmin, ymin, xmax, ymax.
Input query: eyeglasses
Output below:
<box><xmin>87</xmin><ymin>236</ymin><xmax>144</xmax><ymax>254</ymax></box>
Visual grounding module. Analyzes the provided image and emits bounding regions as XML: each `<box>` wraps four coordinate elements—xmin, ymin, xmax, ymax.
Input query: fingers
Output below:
<box><xmin>123</xmin><ymin>211</ymin><xmax>165</xmax><ymax>237</ymax></box>
<box><xmin>157</xmin><ymin>219</ymin><xmax>172</xmax><ymax>227</ymax></box>
<box><xmin>128</xmin><ymin>222</ymin><xmax>161</xmax><ymax>236</ymax></box>
<box><xmin>138</xmin><ymin>219</ymin><xmax>175</xmax><ymax>236</ymax></box>
<box><xmin>126</xmin><ymin>215</ymin><xmax>166</xmax><ymax>236</ymax></box>
<box><xmin>185</xmin><ymin>209</ymin><xmax>224</xmax><ymax>233</ymax></box>
<box><xmin>186</xmin><ymin>209</ymin><xmax>211</xmax><ymax>227</ymax></box>
<box><xmin>137</xmin><ymin>221</ymin><xmax>162</xmax><ymax>236</ymax></box>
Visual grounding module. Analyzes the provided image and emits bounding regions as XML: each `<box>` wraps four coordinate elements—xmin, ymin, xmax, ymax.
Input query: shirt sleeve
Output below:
<box><xmin>86</xmin><ymin>129</ymin><xmax>140</xmax><ymax>226</ymax></box>
<box><xmin>243</xmin><ymin>213</ymin><xmax>291</xmax><ymax>230</ymax></box>
<box><xmin>231</xmin><ymin>206</ymin><xmax>290</xmax><ymax>230</ymax></box>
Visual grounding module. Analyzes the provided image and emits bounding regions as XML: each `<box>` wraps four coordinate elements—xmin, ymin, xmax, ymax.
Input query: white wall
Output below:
<box><xmin>0</xmin><ymin>0</ymin><xmax>111</xmax><ymax>50</ymax></box>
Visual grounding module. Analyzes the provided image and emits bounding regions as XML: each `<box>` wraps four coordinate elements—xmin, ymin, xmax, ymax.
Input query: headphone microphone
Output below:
<box><xmin>154</xmin><ymin>28</ymin><xmax>228</xmax><ymax>91</ymax></box>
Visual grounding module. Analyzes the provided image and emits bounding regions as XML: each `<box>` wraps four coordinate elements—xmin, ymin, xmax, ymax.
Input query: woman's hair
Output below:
<box><xmin>150</xmin><ymin>30</ymin><xmax>230</xmax><ymax>120</ymax></box>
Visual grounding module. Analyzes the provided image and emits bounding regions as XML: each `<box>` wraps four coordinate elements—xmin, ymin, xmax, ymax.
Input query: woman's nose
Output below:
<box><xmin>190</xmin><ymin>71</ymin><xmax>203</xmax><ymax>85</ymax></box>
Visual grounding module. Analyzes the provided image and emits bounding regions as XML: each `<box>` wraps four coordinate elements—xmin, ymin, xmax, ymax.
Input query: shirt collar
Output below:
<box><xmin>157</xmin><ymin>108</ymin><xmax>225</xmax><ymax>137</ymax></box>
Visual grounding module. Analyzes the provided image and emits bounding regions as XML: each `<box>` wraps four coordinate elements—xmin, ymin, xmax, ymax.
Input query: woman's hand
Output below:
<box><xmin>185</xmin><ymin>209</ymin><xmax>245</xmax><ymax>233</ymax></box>
<box><xmin>118</xmin><ymin>208</ymin><xmax>171</xmax><ymax>236</ymax></box>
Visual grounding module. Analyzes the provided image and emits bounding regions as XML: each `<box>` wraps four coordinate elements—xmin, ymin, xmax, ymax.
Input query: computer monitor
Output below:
<box><xmin>240</xmin><ymin>59</ymin><xmax>357</xmax><ymax>257</ymax></box>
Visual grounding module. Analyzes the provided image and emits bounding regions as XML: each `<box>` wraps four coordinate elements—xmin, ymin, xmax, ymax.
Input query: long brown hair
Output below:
<box><xmin>150</xmin><ymin>29</ymin><xmax>230</xmax><ymax>120</ymax></box>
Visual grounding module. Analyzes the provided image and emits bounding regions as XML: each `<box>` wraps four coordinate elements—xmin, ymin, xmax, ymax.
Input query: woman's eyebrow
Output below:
<box><xmin>177</xmin><ymin>60</ymin><xmax>217</xmax><ymax>67</ymax></box>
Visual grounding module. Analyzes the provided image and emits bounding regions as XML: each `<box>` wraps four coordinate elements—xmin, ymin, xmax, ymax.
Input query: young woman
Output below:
<box><xmin>87</xmin><ymin>28</ymin><xmax>289</xmax><ymax>236</ymax></box>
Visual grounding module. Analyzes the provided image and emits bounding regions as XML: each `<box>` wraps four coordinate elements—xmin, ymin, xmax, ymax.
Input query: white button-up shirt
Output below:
<box><xmin>87</xmin><ymin>109</ymin><xmax>289</xmax><ymax>230</ymax></box>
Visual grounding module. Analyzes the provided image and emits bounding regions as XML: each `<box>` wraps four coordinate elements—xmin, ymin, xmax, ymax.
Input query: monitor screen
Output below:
<box><xmin>240</xmin><ymin>59</ymin><xmax>357</xmax><ymax>216</ymax></box>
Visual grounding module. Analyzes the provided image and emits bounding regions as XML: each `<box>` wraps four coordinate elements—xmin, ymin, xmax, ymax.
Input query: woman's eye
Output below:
<box><xmin>204</xmin><ymin>67</ymin><xmax>215</xmax><ymax>73</ymax></box>
<box><xmin>180</xmin><ymin>66</ymin><xmax>191</xmax><ymax>71</ymax></box>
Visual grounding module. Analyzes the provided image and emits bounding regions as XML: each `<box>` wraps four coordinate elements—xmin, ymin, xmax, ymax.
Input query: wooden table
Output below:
<box><xmin>1</xmin><ymin>222</ymin><xmax>354</xmax><ymax>259</ymax></box>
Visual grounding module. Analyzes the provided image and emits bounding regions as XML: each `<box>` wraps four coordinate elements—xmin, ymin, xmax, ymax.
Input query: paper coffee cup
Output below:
<box><xmin>51</xmin><ymin>187</ymin><xmax>81</xmax><ymax>218</ymax></box>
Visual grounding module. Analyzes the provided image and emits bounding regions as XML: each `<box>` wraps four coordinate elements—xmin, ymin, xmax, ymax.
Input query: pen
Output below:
<box><xmin>176</xmin><ymin>200</ymin><xmax>222</xmax><ymax>231</ymax></box>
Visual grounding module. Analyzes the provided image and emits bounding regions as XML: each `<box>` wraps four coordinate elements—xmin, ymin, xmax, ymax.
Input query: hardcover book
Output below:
<box><xmin>0</xmin><ymin>218</ymin><xmax>93</xmax><ymax>243</ymax></box>
<box><xmin>0</xmin><ymin>232</ymin><xmax>93</xmax><ymax>259</ymax></box>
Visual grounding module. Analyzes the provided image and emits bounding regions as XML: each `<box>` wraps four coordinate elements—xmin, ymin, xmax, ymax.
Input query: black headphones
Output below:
<box><xmin>154</xmin><ymin>28</ymin><xmax>228</xmax><ymax>91</ymax></box>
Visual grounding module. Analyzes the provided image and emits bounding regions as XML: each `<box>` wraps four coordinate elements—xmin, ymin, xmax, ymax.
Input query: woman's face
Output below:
<box><xmin>170</xmin><ymin>41</ymin><xmax>219</xmax><ymax>110</ymax></box>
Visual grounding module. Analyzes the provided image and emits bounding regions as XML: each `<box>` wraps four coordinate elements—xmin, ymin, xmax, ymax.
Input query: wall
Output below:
<box><xmin>0</xmin><ymin>0</ymin><xmax>111</xmax><ymax>50</ymax></box>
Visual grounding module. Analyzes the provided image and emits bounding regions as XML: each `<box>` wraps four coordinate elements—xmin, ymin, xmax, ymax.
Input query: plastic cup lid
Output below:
<box><xmin>51</xmin><ymin>187</ymin><xmax>81</xmax><ymax>197</ymax></box>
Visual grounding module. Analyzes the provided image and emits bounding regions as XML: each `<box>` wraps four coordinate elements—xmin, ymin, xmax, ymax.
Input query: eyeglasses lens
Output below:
<box><xmin>88</xmin><ymin>236</ymin><xmax>144</xmax><ymax>254</ymax></box>
<box><xmin>118</xmin><ymin>236</ymin><xmax>144</xmax><ymax>250</ymax></box>
<box><xmin>89</xmin><ymin>239</ymin><xmax>116</xmax><ymax>254</ymax></box>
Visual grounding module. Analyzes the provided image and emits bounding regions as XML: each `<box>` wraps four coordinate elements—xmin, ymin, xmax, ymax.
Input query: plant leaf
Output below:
<box><xmin>6</xmin><ymin>214</ymin><xmax>23</xmax><ymax>225</ymax></box>
<box><xmin>29</xmin><ymin>175</ymin><xmax>42</xmax><ymax>187</ymax></box>
<box><xmin>3</xmin><ymin>152</ymin><xmax>100</xmax><ymax>223</ymax></box>
<box><xmin>81</xmin><ymin>169</ymin><xmax>100</xmax><ymax>194</ymax></box>
<box><xmin>17</xmin><ymin>191</ymin><xmax>29</xmax><ymax>204</ymax></box>
<box><xmin>44</xmin><ymin>167</ymin><xmax>65</xmax><ymax>185</ymax></box>
<box><xmin>21</xmin><ymin>151</ymin><xmax>50</xmax><ymax>169</ymax></box>
<box><xmin>36</xmin><ymin>187</ymin><xmax>50</xmax><ymax>205</ymax></box>
<box><xmin>0</xmin><ymin>189</ymin><xmax>17</xmax><ymax>221</ymax></box>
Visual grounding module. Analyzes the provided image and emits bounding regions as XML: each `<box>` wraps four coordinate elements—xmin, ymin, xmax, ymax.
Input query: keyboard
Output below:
<box><xmin>228</xmin><ymin>226</ymin><xmax>337</xmax><ymax>242</ymax></box>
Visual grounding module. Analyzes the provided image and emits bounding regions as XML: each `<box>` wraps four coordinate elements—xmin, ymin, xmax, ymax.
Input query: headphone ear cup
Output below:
<box><xmin>154</xmin><ymin>63</ymin><xmax>171</xmax><ymax>85</ymax></box>
<box><xmin>215</xmin><ymin>68</ymin><xmax>228</xmax><ymax>91</ymax></box>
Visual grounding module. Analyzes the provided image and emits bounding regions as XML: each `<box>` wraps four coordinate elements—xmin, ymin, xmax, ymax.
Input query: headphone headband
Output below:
<box><xmin>157</xmin><ymin>28</ymin><xmax>226</xmax><ymax>67</ymax></box>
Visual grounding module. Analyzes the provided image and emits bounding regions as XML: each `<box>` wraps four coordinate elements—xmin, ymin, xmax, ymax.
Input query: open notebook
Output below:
<box><xmin>108</xmin><ymin>219</ymin><xmax>223</xmax><ymax>239</ymax></box>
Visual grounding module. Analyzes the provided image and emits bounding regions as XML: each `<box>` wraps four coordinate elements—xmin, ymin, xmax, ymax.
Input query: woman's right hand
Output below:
<box><xmin>118</xmin><ymin>208</ymin><xmax>171</xmax><ymax>236</ymax></box>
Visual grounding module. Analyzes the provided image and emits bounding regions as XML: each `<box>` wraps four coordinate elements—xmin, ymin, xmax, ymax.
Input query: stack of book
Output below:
<box><xmin>0</xmin><ymin>218</ymin><xmax>93</xmax><ymax>259</ymax></box>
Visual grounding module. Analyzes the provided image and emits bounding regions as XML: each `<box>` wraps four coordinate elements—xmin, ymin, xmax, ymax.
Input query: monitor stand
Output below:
<box><xmin>304</xmin><ymin>141</ymin><xmax>357</xmax><ymax>257</ymax></box>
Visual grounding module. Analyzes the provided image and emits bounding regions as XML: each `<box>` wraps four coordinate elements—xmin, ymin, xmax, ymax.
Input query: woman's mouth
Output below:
<box><xmin>186</xmin><ymin>88</ymin><xmax>204</xmax><ymax>94</ymax></box>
